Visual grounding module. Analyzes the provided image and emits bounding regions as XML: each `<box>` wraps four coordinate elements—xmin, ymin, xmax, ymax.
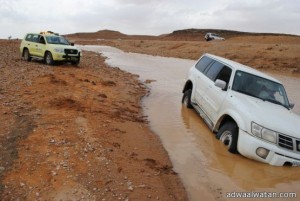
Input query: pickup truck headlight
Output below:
<box><xmin>54</xmin><ymin>48</ymin><xmax>64</xmax><ymax>53</ymax></box>
<box><xmin>251</xmin><ymin>122</ymin><xmax>277</xmax><ymax>144</ymax></box>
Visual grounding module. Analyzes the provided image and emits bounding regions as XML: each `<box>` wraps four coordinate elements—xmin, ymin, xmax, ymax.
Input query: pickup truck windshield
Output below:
<box><xmin>232</xmin><ymin>71</ymin><xmax>290</xmax><ymax>109</ymax></box>
<box><xmin>46</xmin><ymin>36</ymin><xmax>70</xmax><ymax>45</ymax></box>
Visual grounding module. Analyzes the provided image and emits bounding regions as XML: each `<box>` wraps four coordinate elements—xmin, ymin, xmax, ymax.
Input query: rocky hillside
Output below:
<box><xmin>66</xmin><ymin>28</ymin><xmax>299</xmax><ymax>42</ymax></box>
<box><xmin>159</xmin><ymin>29</ymin><xmax>299</xmax><ymax>41</ymax></box>
<box><xmin>66</xmin><ymin>29</ymin><xmax>156</xmax><ymax>40</ymax></box>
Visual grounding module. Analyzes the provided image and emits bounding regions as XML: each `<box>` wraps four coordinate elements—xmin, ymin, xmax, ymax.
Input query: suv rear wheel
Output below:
<box><xmin>217</xmin><ymin>122</ymin><xmax>238</xmax><ymax>154</ymax></box>
<box><xmin>45</xmin><ymin>52</ymin><xmax>54</xmax><ymax>65</ymax></box>
<box><xmin>23</xmin><ymin>49</ymin><xmax>32</xmax><ymax>61</ymax></box>
<box><xmin>182</xmin><ymin>89</ymin><xmax>193</xmax><ymax>109</ymax></box>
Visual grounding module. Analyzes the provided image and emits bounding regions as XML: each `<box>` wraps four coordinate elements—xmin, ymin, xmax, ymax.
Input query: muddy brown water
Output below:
<box><xmin>82</xmin><ymin>45</ymin><xmax>300</xmax><ymax>201</ymax></box>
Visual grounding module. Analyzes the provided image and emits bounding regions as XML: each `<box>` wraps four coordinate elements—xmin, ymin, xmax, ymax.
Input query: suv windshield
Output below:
<box><xmin>45</xmin><ymin>35</ymin><xmax>70</xmax><ymax>45</ymax></box>
<box><xmin>211</xmin><ymin>33</ymin><xmax>220</xmax><ymax>37</ymax></box>
<box><xmin>232</xmin><ymin>71</ymin><xmax>290</xmax><ymax>109</ymax></box>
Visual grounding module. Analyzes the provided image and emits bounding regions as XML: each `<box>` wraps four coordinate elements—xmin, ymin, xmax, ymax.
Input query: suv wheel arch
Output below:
<box><xmin>182</xmin><ymin>80</ymin><xmax>193</xmax><ymax>93</ymax></box>
<box><xmin>182</xmin><ymin>81</ymin><xmax>194</xmax><ymax>108</ymax></box>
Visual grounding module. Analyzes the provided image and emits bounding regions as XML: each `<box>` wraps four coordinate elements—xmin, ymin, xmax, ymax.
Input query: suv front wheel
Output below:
<box><xmin>45</xmin><ymin>52</ymin><xmax>54</xmax><ymax>65</ymax></box>
<box><xmin>23</xmin><ymin>49</ymin><xmax>32</xmax><ymax>61</ymax></box>
<box><xmin>71</xmin><ymin>57</ymin><xmax>80</xmax><ymax>66</ymax></box>
<box><xmin>216</xmin><ymin>122</ymin><xmax>239</xmax><ymax>154</ymax></box>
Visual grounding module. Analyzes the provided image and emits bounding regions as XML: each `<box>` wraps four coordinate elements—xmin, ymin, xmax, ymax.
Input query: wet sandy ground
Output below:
<box><xmin>0</xmin><ymin>41</ymin><xmax>188</xmax><ymax>201</ymax></box>
<box><xmin>82</xmin><ymin>45</ymin><xmax>300</xmax><ymax>201</ymax></box>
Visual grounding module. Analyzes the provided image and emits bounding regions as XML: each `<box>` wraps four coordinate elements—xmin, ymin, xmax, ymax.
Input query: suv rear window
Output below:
<box><xmin>205</xmin><ymin>61</ymin><xmax>225</xmax><ymax>81</ymax></box>
<box><xmin>195</xmin><ymin>56</ymin><xmax>213</xmax><ymax>72</ymax></box>
<box><xmin>25</xmin><ymin>34</ymin><xmax>33</xmax><ymax>41</ymax></box>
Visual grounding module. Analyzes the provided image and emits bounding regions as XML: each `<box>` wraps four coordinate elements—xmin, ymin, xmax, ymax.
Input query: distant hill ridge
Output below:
<box><xmin>161</xmin><ymin>29</ymin><xmax>299</xmax><ymax>41</ymax></box>
<box><xmin>66</xmin><ymin>30</ymin><xmax>126</xmax><ymax>39</ymax></box>
<box><xmin>66</xmin><ymin>29</ymin><xmax>156</xmax><ymax>40</ymax></box>
<box><xmin>66</xmin><ymin>28</ymin><xmax>299</xmax><ymax>41</ymax></box>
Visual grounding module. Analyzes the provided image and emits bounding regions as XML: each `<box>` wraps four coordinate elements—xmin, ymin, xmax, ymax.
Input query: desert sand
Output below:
<box><xmin>0</xmin><ymin>40</ymin><xmax>187</xmax><ymax>200</ymax></box>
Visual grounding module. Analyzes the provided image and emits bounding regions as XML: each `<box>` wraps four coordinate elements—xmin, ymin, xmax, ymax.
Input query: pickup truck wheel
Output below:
<box><xmin>217</xmin><ymin>122</ymin><xmax>238</xmax><ymax>154</ymax></box>
<box><xmin>182</xmin><ymin>89</ymin><xmax>193</xmax><ymax>109</ymax></box>
<box><xmin>45</xmin><ymin>52</ymin><xmax>54</xmax><ymax>65</ymax></box>
<box><xmin>23</xmin><ymin>49</ymin><xmax>32</xmax><ymax>61</ymax></box>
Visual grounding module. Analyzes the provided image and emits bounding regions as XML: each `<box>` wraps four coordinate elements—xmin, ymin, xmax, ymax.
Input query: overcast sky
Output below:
<box><xmin>1</xmin><ymin>0</ymin><xmax>300</xmax><ymax>39</ymax></box>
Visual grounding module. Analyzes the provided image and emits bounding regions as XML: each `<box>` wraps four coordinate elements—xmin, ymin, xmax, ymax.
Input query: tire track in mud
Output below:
<box><xmin>0</xmin><ymin>113</ymin><xmax>36</xmax><ymax>197</ymax></box>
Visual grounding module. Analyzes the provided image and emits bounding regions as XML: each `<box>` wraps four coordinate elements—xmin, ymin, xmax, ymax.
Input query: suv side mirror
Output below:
<box><xmin>215</xmin><ymin>79</ymin><xmax>227</xmax><ymax>90</ymax></box>
<box><xmin>289</xmin><ymin>103</ymin><xmax>295</xmax><ymax>109</ymax></box>
<box><xmin>71</xmin><ymin>43</ymin><xmax>74</xmax><ymax>46</ymax></box>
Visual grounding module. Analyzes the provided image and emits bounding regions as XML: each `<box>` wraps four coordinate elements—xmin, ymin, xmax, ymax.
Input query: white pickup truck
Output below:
<box><xmin>182</xmin><ymin>53</ymin><xmax>300</xmax><ymax>166</ymax></box>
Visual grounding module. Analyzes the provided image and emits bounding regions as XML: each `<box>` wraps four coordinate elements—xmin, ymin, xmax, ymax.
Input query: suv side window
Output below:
<box><xmin>38</xmin><ymin>35</ymin><xmax>46</xmax><ymax>44</ymax></box>
<box><xmin>216</xmin><ymin>66</ymin><xmax>232</xmax><ymax>84</ymax></box>
<box><xmin>205</xmin><ymin>61</ymin><xmax>224</xmax><ymax>81</ymax></box>
<box><xmin>195</xmin><ymin>56</ymin><xmax>213</xmax><ymax>72</ymax></box>
<box><xmin>32</xmin><ymin>34</ymin><xmax>39</xmax><ymax>43</ymax></box>
<box><xmin>25</xmin><ymin>34</ymin><xmax>33</xmax><ymax>41</ymax></box>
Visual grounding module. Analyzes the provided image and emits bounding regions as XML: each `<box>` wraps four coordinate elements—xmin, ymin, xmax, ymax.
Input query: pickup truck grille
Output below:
<box><xmin>278</xmin><ymin>134</ymin><xmax>296</xmax><ymax>151</ymax></box>
<box><xmin>64</xmin><ymin>49</ymin><xmax>78</xmax><ymax>54</ymax></box>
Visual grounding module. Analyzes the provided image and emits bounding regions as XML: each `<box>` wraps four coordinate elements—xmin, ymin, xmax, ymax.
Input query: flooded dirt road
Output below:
<box><xmin>82</xmin><ymin>45</ymin><xmax>300</xmax><ymax>201</ymax></box>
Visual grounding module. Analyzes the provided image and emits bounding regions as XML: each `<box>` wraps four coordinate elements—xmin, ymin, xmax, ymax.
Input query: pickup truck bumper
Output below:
<box><xmin>238</xmin><ymin>129</ymin><xmax>300</xmax><ymax>166</ymax></box>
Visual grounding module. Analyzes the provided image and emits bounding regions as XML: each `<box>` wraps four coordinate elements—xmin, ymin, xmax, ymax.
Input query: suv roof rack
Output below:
<box><xmin>40</xmin><ymin>31</ymin><xmax>59</xmax><ymax>36</ymax></box>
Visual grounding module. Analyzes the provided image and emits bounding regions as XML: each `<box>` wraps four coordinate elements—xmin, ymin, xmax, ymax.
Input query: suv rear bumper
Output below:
<box><xmin>238</xmin><ymin>129</ymin><xmax>300</xmax><ymax>166</ymax></box>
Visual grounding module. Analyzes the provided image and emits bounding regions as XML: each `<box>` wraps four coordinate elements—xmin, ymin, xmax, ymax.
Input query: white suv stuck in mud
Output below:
<box><xmin>182</xmin><ymin>53</ymin><xmax>300</xmax><ymax>166</ymax></box>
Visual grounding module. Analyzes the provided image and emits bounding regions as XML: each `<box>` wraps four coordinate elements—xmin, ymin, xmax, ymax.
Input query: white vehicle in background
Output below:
<box><xmin>205</xmin><ymin>33</ymin><xmax>225</xmax><ymax>41</ymax></box>
<box><xmin>182</xmin><ymin>53</ymin><xmax>300</xmax><ymax>166</ymax></box>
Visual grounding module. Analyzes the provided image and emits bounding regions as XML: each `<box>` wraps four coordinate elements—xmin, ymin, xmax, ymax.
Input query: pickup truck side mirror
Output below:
<box><xmin>215</xmin><ymin>79</ymin><xmax>227</xmax><ymax>90</ymax></box>
<box><xmin>289</xmin><ymin>103</ymin><xmax>295</xmax><ymax>109</ymax></box>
